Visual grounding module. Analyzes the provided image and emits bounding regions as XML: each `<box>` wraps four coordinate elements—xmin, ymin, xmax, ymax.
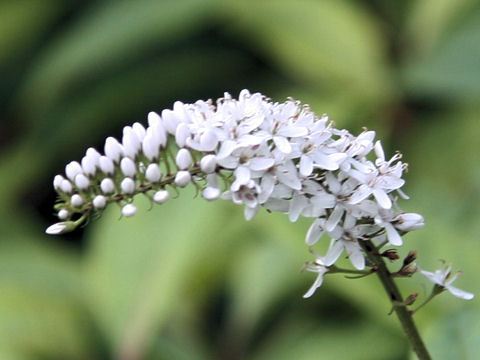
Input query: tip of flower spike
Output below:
<box><xmin>45</xmin><ymin>221</ymin><xmax>77</xmax><ymax>235</ymax></box>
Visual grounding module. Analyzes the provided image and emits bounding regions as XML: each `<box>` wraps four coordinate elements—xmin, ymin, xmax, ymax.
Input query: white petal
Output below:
<box><xmin>273</xmin><ymin>136</ymin><xmax>292</xmax><ymax>154</ymax></box>
<box><xmin>244</xmin><ymin>206</ymin><xmax>259</xmax><ymax>221</ymax></box>
<box><xmin>325</xmin><ymin>172</ymin><xmax>341</xmax><ymax>193</ymax></box>
<box><xmin>306</xmin><ymin>219</ymin><xmax>325</xmax><ymax>245</ymax></box>
<box><xmin>312</xmin><ymin>152</ymin><xmax>339</xmax><ymax>170</ymax></box>
<box><xmin>323</xmin><ymin>240</ymin><xmax>344</xmax><ymax>266</ymax></box>
<box><xmin>299</xmin><ymin>155</ymin><xmax>314</xmax><ymax>177</ymax></box>
<box><xmin>383</xmin><ymin>222</ymin><xmax>403</xmax><ymax>246</ymax></box>
<box><xmin>344</xmin><ymin>240</ymin><xmax>365</xmax><ymax>270</ymax></box>
<box><xmin>303</xmin><ymin>272</ymin><xmax>326</xmax><ymax>298</ymax></box>
<box><xmin>325</xmin><ymin>205</ymin><xmax>344</xmax><ymax>231</ymax></box>
<box><xmin>289</xmin><ymin>195</ymin><xmax>308</xmax><ymax>222</ymax></box>
<box><xmin>250</xmin><ymin>157</ymin><xmax>275</xmax><ymax>171</ymax></box>
<box><xmin>349</xmin><ymin>185</ymin><xmax>372</xmax><ymax>204</ymax></box>
<box><xmin>276</xmin><ymin>161</ymin><xmax>301</xmax><ymax>190</ymax></box>
<box><xmin>373</xmin><ymin>189</ymin><xmax>392</xmax><ymax>209</ymax></box>
<box><xmin>447</xmin><ymin>285</ymin><xmax>474</xmax><ymax>300</ymax></box>
<box><xmin>278</xmin><ymin>125</ymin><xmax>308</xmax><ymax>137</ymax></box>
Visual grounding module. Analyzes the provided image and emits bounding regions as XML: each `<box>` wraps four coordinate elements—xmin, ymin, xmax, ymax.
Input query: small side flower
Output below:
<box><xmin>419</xmin><ymin>265</ymin><xmax>474</xmax><ymax>300</ymax></box>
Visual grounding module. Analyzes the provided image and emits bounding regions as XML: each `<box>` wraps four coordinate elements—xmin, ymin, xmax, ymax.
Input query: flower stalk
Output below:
<box><xmin>359</xmin><ymin>240</ymin><xmax>432</xmax><ymax>360</ymax></box>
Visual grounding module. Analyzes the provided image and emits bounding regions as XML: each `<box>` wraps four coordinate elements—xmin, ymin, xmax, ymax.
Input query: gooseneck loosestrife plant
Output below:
<box><xmin>46</xmin><ymin>90</ymin><xmax>473</xmax><ymax>359</ymax></box>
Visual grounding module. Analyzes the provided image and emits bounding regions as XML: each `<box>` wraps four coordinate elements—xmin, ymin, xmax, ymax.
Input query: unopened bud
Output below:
<box><xmin>381</xmin><ymin>249</ymin><xmax>399</xmax><ymax>260</ymax></box>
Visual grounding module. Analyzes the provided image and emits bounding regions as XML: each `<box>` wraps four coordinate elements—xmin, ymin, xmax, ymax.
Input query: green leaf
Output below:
<box><xmin>0</xmin><ymin>0</ymin><xmax>62</xmax><ymax>67</ymax></box>
<box><xmin>83</xmin><ymin>186</ymin><xmax>242</xmax><ymax>358</ymax></box>
<box><xmin>0</xmin><ymin>228</ymin><xmax>92</xmax><ymax>359</ymax></box>
<box><xmin>220</xmin><ymin>0</ymin><xmax>394</xmax><ymax>102</ymax></box>
<box><xmin>17</xmin><ymin>0</ymin><xmax>216</xmax><ymax>118</ymax></box>
<box><xmin>403</xmin><ymin>10</ymin><xmax>480</xmax><ymax>100</ymax></box>
<box><xmin>418</xmin><ymin>309</ymin><xmax>480</xmax><ymax>360</ymax></box>
<box><xmin>404</xmin><ymin>0</ymin><xmax>477</xmax><ymax>58</ymax></box>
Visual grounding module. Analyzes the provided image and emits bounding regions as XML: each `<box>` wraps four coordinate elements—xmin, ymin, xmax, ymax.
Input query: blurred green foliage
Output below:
<box><xmin>0</xmin><ymin>0</ymin><xmax>479</xmax><ymax>359</ymax></box>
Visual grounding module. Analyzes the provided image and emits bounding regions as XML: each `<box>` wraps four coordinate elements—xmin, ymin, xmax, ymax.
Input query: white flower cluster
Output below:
<box><xmin>47</xmin><ymin>89</ymin><xmax>436</xmax><ymax>296</ymax></box>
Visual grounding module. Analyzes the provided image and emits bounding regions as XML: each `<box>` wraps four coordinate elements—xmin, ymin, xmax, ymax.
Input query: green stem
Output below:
<box><xmin>359</xmin><ymin>240</ymin><xmax>432</xmax><ymax>360</ymax></box>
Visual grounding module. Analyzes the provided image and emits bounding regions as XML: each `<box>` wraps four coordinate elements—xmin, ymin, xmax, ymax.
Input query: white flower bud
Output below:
<box><xmin>86</xmin><ymin>147</ymin><xmax>101</xmax><ymax>163</ymax></box>
<box><xmin>74</xmin><ymin>174</ymin><xmax>90</xmax><ymax>190</ymax></box>
<box><xmin>147</xmin><ymin>111</ymin><xmax>161</xmax><ymax>127</ymax></box>
<box><xmin>120</xmin><ymin>157</ymin><xmax>136</xmax><ymax>177</ymax></box>
<box><xmin>53</xmin><ymin>175</ymin><xmax>64</xmax><ymax>190</ymax></box>
<box><xmin>122</xmin><ymin>203</ymin><xmax>137</xmax><ymax>217</ymax></box>
<box><xmin>176</xmin><ymin>148</ymin><xmax>192</xmax><ymax>170</ymax></box>
<box><xmin>104</xmin><ymin>137</ymin><xmax>123</xmax><ymax>162</ymax></box>
<box><xmin>175</xmin><ymin>171</ymin><xmax>191</xmax><ymax>187</ymax></box>
<box><xmin>99</xmin><ymin>156</ymin><xmax>115</xmax><ymax>174</ymax></box>
<box><xmin>142</xmin><ymin>131</ymin><xmax>160</xmax><ymax>161</ymax></box>
<box><xmin>81</xmin><ymin>156</ymin><xmax>97</xmax><ymax>176</ymax></box>
<box><xmin>45</xmin><ymin>221</ymin><xmax>76</xmax><ymax>235</ymax></box>
<box><xmin>200</xmin><ymin>129</ymin><xmax>218</xmax><ymax>151</ymax></box>
<box><xmin>58</xmin><ymin>209</ymin><xmax>69</xmax><ymax>220</ymax></box>
<box><xmin>200</xmin><ymin>154</ymin><xmax>217</xmax><ymax>174</ymax></box>
<box><xmin>203</xmin><ymin>187</ymin><xmax>220</xmax><ymax>201</ymax></box>
<box><xmin>132</xmin><ymin>122</ymin><xmax>146</xmax><ymax>141</ymax></box>
<box><xmin>121</xmin><ymin>177</ymin><xmax>136</xmax><ymax>194</ymax></box>
<box><xmin>161</xmin><ymin>109</ymin><xmax>179</xmax><ymax>134</ymax></box>
<box><xmin>395</xmin><ymin>213</ymin><xmax>425</xmax><ymax>231</ymax></box>
<box><xmin>100</xmin><ymin>178</ymin><xmax>115</xmax><ymax>194</ymax></box>
<box><xmin>65</xmin><ymin>161</ymin><xmax>83</xmax><ymax>181</ymax></box>
<box><xmin>153</xmin><ymin>190</ymin><xmax>169</xmax><ymax>204</ymax></box>
<box><xmin>145</xmin><ymin>164</ymin><xmax>162</xmax><ymax>182</ymax></box>
<box><xmin>93</xmin><ymin>195</ymin><xmax>107</xmax><ymax>209</ymax></box>
<box><xmin>71</xmin><ymin>194</ymin><xmax>83</xmax><ymax>207</ymax></box>
<box><xmin>60</xmin><ymin>180</ymin><xmax>73</xmax><ymax>193</ymax></box>
<box><xmin>122</xmin><ymin>126</ymin><xmax>141</xmax><ymax>159</ymax></box>
<box><xmin>202</xmin><ymin>174</ymin><xmax>221</xmax><ymax>201</ymax></box>
<box><xmin>175</xmin><ymin>123</ymin><xmax>189</xmax><ymax>148</ymax></box>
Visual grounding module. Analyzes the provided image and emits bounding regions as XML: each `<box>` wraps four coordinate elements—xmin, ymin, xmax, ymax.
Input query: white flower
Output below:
<box><xmin>419</xmin><ymin>265</ymin><xmax>474</xmax><ymax>300</ymax></box>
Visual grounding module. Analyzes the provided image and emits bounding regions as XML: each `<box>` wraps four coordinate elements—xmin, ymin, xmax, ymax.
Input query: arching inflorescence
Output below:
<box><xmin>47</xmin><ymin>89</ymin><xmax>437</xmax><ymax>297</ymax></box>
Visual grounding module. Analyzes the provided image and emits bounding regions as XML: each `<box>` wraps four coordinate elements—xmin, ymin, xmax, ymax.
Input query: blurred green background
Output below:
<box><xmin>0</xmin><ymin>0</ymin><xmax>479</xmax><ymax>359</ymax></box>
